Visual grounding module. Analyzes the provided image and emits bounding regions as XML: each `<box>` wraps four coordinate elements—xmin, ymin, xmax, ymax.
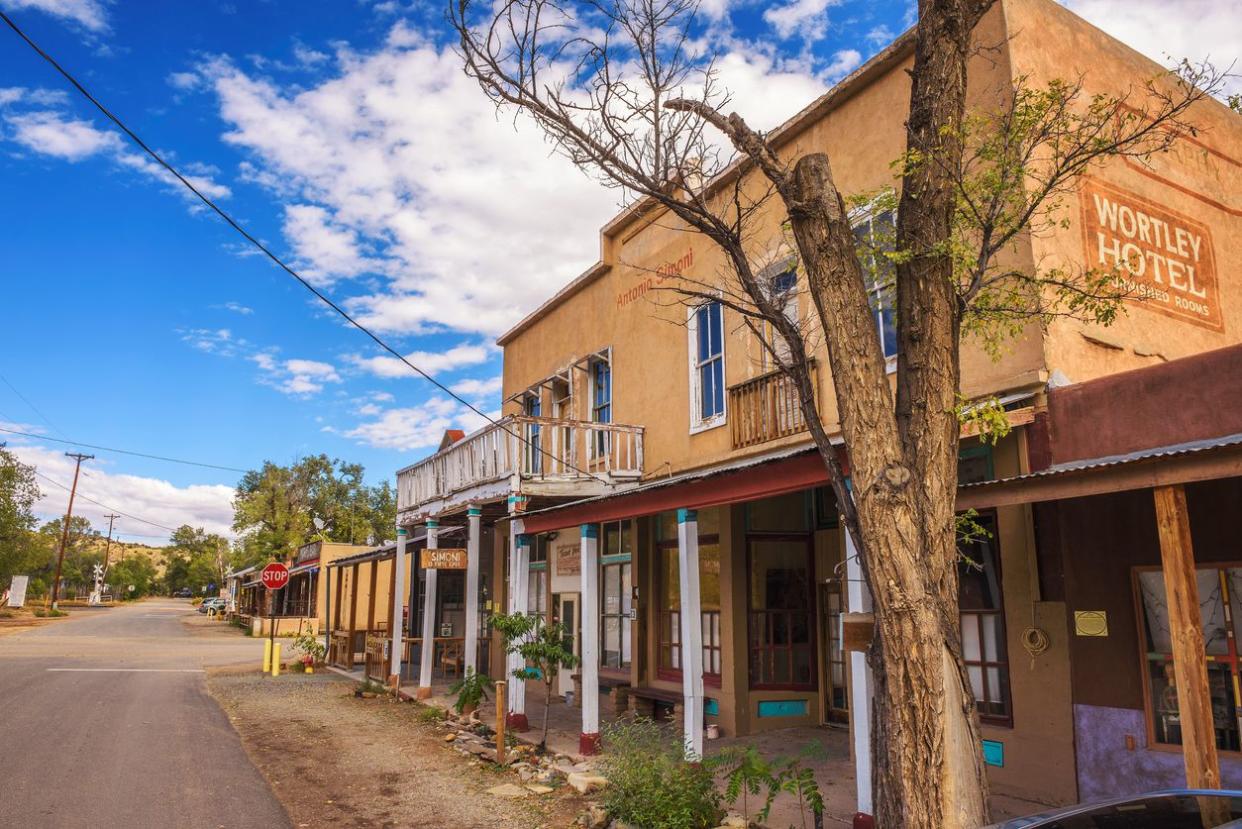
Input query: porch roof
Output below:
<box><xmin>957</xmin><ymin>432</ymin><xmax>1242</xmax><ymax>510</ymax></box>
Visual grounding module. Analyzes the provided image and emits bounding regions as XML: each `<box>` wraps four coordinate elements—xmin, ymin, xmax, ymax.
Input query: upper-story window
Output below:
<box><xmin>689</xmin><ymin>300</ymin><xmax>725</xmax><ymax>431</ymax></box>
<box><xmin>851</xmin><ymin>208</ymin><xmax>898</xmax><ymax>361</ymax></box>
<box><xmin>524</xmin><ymin>393</ymin><xmax>542</xmax><ymax>474</ymax></box>
<box><xmin>763</xmin><ymin>267</ymin><xmax>798</xmax><ymax>368</ymax></box>
<box><xmin>590</xmin><ymin>358</ymin><xmax>611</xmax><ymax>457</ymax></box>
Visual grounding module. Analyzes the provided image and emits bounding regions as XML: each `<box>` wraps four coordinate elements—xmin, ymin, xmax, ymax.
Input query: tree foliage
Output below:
<box><xmin>161</xmin><ymin>525</ymin><xmax>233</xmax><ymax>595</ymax></box>
<box><xmin>0</xmin><ymin>448</ymin><xmax>50</xmax><ymax>591</ymax></box>
<box><xmin>232</xmin><ymin>455</ymin><xmax>396</xmax><ymax>564</ymax></box>
<box><xmin>491</xmin><ymin>611</ymin><xmax>579</xmax><ymax>749</ymax></box>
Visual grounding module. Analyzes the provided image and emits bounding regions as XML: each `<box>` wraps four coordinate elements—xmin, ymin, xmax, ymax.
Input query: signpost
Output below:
<box><xmin>261</xmin><ymin>563</ymin><xmax>290</xmax><ymax>676</ymax></box>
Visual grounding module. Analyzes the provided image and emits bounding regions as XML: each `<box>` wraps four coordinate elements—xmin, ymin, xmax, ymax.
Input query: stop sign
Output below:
<box><xmin>260</xmin><ymin>562</ymin><xmax>290</xmax><ymax>591</ymax></box>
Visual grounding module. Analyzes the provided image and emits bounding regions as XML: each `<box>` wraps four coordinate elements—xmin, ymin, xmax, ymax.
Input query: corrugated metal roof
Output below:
<box><xmin>960</xmin><ymin>431</ymin><xmax>1242</xmax><ymax>491</ymax></box>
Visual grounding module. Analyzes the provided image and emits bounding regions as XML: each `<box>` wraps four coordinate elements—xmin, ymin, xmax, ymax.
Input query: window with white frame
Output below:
<box><xmin>523</xmin><ymin>392</ymin><xmax>542</xmax><ymax>474</ymax></box>
<box><xmin>689</xmin><ymin>300</ymin><xmax>725</xmax><ymax>430</ymax></box>
<box><xmin>763</xmin><ymin>266</ymin><xmax>798</xmax><ymax>367</ymax></box>
<box><xmin>851</xmin><ymin>208</ymin><xmax>898</xmax><ymax>361</ymax></box>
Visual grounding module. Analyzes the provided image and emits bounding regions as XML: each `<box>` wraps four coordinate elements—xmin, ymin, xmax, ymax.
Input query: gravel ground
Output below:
<box><xmin>208</xmin><ymin>670</ymin><xmax>589</xmax><ymax>829</ymax></box>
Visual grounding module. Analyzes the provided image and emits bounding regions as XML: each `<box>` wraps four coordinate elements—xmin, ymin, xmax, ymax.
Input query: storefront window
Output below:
<box><xmin>1138</xmin><ymin>566</ymin><xmax>1242</xmax><ymax>752</ymax></box>
<box><xmin>657</xmin><ymin>510</ymin><xmax>722</xmax><ymax>679</ymax></box>
<box><xmin>959</xmin><ymin>511</ymin><xmax>1011</xmax><ymax>723</ymax></box>
<box><xmin>602</xmin><ymin>520</ymin><xmax>633</xmax><ymax>670</ymax></box>
<box><xmin>748</xmin><ymin>537</ymin><xmax>814</xmax><ymax>688</ymax></box>
<box><xmin>528</xmin><ymin>538</ymin><xmax>548</xmax><ymax>619</ymax></box>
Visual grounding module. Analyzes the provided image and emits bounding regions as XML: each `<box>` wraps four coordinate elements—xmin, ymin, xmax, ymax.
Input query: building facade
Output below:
<box><xmin>388</xmin><ymin>0</ymin><xmax>1241</xmax><ymax>817</ymax></box>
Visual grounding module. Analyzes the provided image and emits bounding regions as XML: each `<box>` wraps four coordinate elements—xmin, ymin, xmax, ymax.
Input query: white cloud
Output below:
<box><xmin>450</xmin><ymin>375</ymin><xmax>503</xmax><ymax>397</ymax></box>
<box><xmin>348</xmin><ymin>342</ymin><xmax>493</xmax><ymax>379</ymax></box>
<box><xmin>1059</xmin><ymin>0</ymin><xmax>1242</xmax><ymax>97</ymax></box>
<box><xmin>217</xmin><ymin>301</ymin><xmax>254</xmax><ymax>315</ymax></box>
<box><xmin>167</xmin><ymin>71</ymin><xmax>202</xmax><ymax>92</ymax></box>
<box><xmin>9</xmin><ymin>444</ymin><xmax>235</xmax><ymax>542</ymax></box>
<box><xmin>2</xmin><ymin>107</ymin><xmax>232</xmax><ymax>202</ymax></box>
<box><xmin>179</xmin><ymin>327</ymin><xmax>247</xmax><ymax>356</ymax></box>
<box><xmin>344</xmin><ymin>397</ymin><xmax>488</xmax><ymax>451</ymax></box>
<box><xmin>763</xmin><ymin>0</ymin><xmax>841</xmax><ymax>42</ymax></box>
<box><xmin>712</xmin><ymin>51</ymin><xmax>829</xmax><ymax>131</ymax></box>
<box><xmin>822</xmin><ymin>49</ymin><xmax>862</xmax><ymax>82</ymax></box>
<box><xmin>0</xmin><ymin>0</ymin><xmax>109</xmax><ymax>32</ymax></box>
<box><xmin>6</xmin><ymin>111</ymin><xmax>118</xmax><ymax>161</ymax></box>
<box><xmin>251</xmin><ymin>355</ymin><xmax>342</xmax><ymax>396</ymax></box>
<box><xmin>283</xmin><ymin>203</ymin><xmax>380</xmax><ymax>285</ymax></box>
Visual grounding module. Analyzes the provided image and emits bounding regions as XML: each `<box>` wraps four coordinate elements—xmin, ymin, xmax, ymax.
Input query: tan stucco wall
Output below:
<box><xmin>1000</xmin><ymin>0</ymin><xmax>1242</xmax><ymax>386</ymax></box>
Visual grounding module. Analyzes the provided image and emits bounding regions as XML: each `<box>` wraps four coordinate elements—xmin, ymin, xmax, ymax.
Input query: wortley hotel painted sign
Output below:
<box><xmin>1080</xmin><ymin>179</ymin><xmax>1222</xmax><ymax>331</ymax></box>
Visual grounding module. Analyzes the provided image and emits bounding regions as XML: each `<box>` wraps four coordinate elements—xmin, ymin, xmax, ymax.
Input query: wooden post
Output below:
<box><xmin>495</xmin><ymin>680</ymin><xmax>507</xmax><ymax>765</ymax></box>
<box><xmin>1153</xmin><ymin>484</ymin><xmax>1223</xmax><ymax>792</ymax></box>
<box><xmin>348</xmin><ymin>563</ymin><xmax>360</xmax><ymax>669</ymax></box>
<box><xmin>368</xmin><ymin>559</ymin><xmax>379</xmax><ymax>631</ymax></box>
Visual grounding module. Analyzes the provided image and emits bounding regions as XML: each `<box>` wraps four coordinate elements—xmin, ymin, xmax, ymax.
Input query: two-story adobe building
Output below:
<box><xmin>388</xmin><ymin>0</ymin><xmax>1240</xmax><ymax>817</ymax></box>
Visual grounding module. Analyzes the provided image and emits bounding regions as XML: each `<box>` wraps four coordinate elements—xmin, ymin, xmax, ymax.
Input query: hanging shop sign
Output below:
<box><xmin>421</xmin><ymin>548</ymin><xmax>468</xmax><ymax>570</ymax></box>
<box><xmin>555</xmin><ymin>542</ymin><xmax>581</xmax><ymax>576</ymax></box>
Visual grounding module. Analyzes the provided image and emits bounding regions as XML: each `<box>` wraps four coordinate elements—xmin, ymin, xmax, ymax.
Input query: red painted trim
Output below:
<box><xmin>521</xmin><ymin>450</ymin><xmax>847</xmax><ymax>533</ymax></box>
<box><xmin>579</xmin><ymin>732</ymin><xmax>602</xmax><ymax>755</ymax></box>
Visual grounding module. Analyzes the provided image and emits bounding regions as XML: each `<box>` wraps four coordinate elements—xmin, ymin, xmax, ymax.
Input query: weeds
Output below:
<box><xmin>597</xmin><ymin>718</ymin><xmax>723</xmax><ymax>829</ymax></box>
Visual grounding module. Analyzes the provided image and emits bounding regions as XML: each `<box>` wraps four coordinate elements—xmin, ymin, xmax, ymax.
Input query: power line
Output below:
<box><xmin>0</xmin><ymin>373</ymin><xmax>70</xmax><ymax>441</ymax></box>
<box><xmin>32</xmin><ymin>468</ymin><xmax>180</xmax><ymax>533</ymax></box>
<box><xmin>0</xmin><ymin>9</ymin><xmax>608</xmax><ymax>488</ymax></box>
<box><xmin>0</xmin><ymin>426</ymin><xmax>248</xmax><ymax>473</ymax></box>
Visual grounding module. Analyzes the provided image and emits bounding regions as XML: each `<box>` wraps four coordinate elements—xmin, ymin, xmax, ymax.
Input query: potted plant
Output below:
<box><xmin>293</xmin><ymin>630</ymin><xmax>326</xmax><ymax>671</ymax></box>
<box><xmin>449</xmin><ymin>668</ymin><xmax>494</xmax><ymax>716</ymax></box>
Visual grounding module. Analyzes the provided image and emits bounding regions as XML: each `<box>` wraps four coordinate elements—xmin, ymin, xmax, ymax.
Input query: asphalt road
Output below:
<box><xmin>0</xmin><ymin>599</ymin><xmax>291</xmax><ymax>829</ymax></box>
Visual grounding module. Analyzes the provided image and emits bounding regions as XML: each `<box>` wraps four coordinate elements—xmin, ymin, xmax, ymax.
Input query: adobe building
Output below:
<box><xmin>384</xmin><ymin>0</ymin><xmax>1240</xmax><ymax>817</ymax></box>
<box><xmin>232</xmin><ymin>540</ymin><xmax>371</xmax><ymax>637</ymax></box>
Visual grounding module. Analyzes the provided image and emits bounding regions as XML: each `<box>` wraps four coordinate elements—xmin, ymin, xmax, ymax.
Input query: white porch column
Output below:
<box><xmin>579</xmin><ymin>523</ymin><xmax>601</xmax><ymax>754</ymax></box>
<box><xmin>464</xmin><ymin>506</ymin><xmax>482</xmax><ymax>675</ymax></box>
<box><xmin>507</xmin><ymin>525</ymin><xmax>530</xmax><ymax>730</ymax></box>
<box><xmin>389</xmin><ymin>526</ymin><xmax>407</xmax><ymax>687</ymax></box>
<box><xmin>845</xmin><ymin>527</ymin><xmax>874</xmax><ymax>819</ymax></box>
<box><xmin>677</xmin><ymin>508</ymin><xmax>704</xmax><ymax>760</ymax></box>
<box><xmin>417</xmin><ymin>519</ymin><xmax>439</xmax><ymax>699</ymax></box>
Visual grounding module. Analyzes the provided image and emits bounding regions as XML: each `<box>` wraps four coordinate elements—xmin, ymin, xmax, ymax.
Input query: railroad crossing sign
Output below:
<box><xmin>260</xmin><ymin>562</ymin><xmax>290</xmax><ymax>591</ymax></box>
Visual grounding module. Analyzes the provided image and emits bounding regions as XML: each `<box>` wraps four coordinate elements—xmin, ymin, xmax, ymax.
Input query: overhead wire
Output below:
<box><xmin>0</xmin><ymin>9</ymin><xmax>610</xmax><ymax>487</ymax></box>
<box><xmin>0</xmin><ymin>426</ymin><xmax>249</xmax><ymax>473</ymax></box>
<box><xmin>0</xmin><ymin>372</ymin><xmax>71</xmax><ymax>441</ymax></box>
<box><xmin>32</xmin><ymin>468</ymin><xmax>180</xmax><ymax>533</ymax></box>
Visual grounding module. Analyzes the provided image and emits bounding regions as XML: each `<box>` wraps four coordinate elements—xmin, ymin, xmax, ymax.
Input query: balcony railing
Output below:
<box><xmin>398</xmin><ymin>414</ymin><xmax>643</xmax><ymax>513</ymax></box>
<box><xmin>729</xmin><ymin>361</ymin><xmax>819</xmax><ymax>450</ymax></box>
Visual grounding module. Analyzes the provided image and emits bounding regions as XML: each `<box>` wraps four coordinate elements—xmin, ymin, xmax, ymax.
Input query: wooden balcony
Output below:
<box><xmin>729</xmin><ymin>361</ymin><xmax>819</xmax><ymax>450</ymax></box>
<box><xmin>397</xmin><ymin>414</ymin><xmax>643</xmax><ymax>518</ymax></box>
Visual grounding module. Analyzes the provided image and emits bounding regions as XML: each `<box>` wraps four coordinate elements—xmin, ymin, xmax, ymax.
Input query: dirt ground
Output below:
<box><xmin>208</xmin><ymin>671</ymin><xmax>589</xmax><ymax>829</ymax></box>
<box><xmin>0</xmin><ymin>607</ymin><xmax>67</xmax><ymax>637</ymax></box>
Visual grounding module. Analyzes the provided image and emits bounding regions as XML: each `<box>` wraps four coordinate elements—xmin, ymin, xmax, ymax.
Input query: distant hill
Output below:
<box><xmin>82</xmin><ymin>537</ymin><xmax>168</xmax><ymax>575</ymax></box>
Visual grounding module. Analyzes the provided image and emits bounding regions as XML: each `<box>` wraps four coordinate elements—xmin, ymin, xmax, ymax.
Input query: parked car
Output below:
<box><xmin>986</xmin><ymin>790</ymin><xmax>1242</xmax><ymax>828</ymax></box>
<box><xmin>197</xmin><ymin>598</ymin><xmax>227</xmax><ymax>614</ymax></box>
<box><xmin>173</xmin><ymin>588</ymin><xmax>192</xmax><ymax>598</ymax></box>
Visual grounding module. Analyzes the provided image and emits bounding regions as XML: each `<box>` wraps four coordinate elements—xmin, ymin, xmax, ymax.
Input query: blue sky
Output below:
<box><xmin>0</xmin><ymin>0</ymin><xmax>1233</xmax><ymax>542</ymax></box>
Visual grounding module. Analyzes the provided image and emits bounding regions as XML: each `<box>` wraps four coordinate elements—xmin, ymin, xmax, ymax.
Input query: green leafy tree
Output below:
<box><xmin>491</xmin><ymin>611</ymin><xmax>579</xmax><ymax>749</ymax></box>
<box><xmin>162</xmin><ymin>525</ymin><xmax>232</xmax><ymax>594</ymax></box>
<box><xmin>38</xmin><ymin>516</ymin><xmax>98</xmax><ymax>595</ymax></box>
<box><xmin>232</xmin><ymin>456</ymin><xmax>397</xmax><ymax>563</ymax></box>
<box><xmin>0</xmin><ymin>448</ymin><xmax>51</xmax><ymax>591</ymax></box>
<box><xmin>107</xmin><ymin>555</ymin><xmax>158</xmax><ymax>599</ymax></box>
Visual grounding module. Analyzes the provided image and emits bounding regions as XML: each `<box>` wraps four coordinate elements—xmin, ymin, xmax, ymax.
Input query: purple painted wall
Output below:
<box><xmin>1075</xmin><ymin>704</ymin><xmax>1242</xmax><ymax>800</ymax></box>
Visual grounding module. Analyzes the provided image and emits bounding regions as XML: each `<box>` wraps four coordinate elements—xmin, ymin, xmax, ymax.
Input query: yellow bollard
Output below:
<box><xmin>262</xmin><ymin>638</ymin><xmax>272</xmax><ymax>674</ymax></box>
<box><xmin>271</xmin><ymin>643</ymin><xmax>281</xmax><ymax>677</ymax></box>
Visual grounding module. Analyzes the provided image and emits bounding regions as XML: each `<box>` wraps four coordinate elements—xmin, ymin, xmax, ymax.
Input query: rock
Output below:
<box><xmin>719</xmin><ymin>815</ymin><xmax>748</xmax><ymax>828</ymax></box>
<box><xmin>566</xmin><ymin>772</ymin><xmax>608</xmax><ymax>795</ymax></box>
<box><xmin>442</xmin><ymin>733</ymin><xmax>457</xmax><ymax>742</ymax></box>
<box><xmin>487</xmin><ymin>783</ymin><xmax>529</xmax><ymax>799</ymax></box>
<box><xmin>525</xmin><ymin>784</ymin><xmax>554</xmax><ymax>795</ymax></box>
<box><xmin>579</xmin><ymin>804</ymin><xmax>609</xmax><ymax>829</ymax></box>
<box><xmin>534</xmin><ymin>769</ymin><xmax>555</xmax><ymax>784</ymax></box>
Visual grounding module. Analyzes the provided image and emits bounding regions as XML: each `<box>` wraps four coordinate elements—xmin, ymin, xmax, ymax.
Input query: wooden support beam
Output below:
<box><xmin>348</xmin><ymin>563</ymin><xmax>360</xmax><ymax>669</ymax></box>
<box><xmin>367</xmin><ymin>560</ymin><xmax>379</xmax><ymax>631</ymax></box>
<box><xmin>1153</xmin><ymin>484</ymin><xmax>1222</xmax><ymax>791</ymax></box>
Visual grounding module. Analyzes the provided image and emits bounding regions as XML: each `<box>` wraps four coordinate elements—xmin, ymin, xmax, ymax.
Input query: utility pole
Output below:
<box><xmin>102</xmin><ymin>513</ymin><xmax>120</xmax><ymax>578</ymax></box>
<box><xmin>48</xmin><ymin>452</ymin><xmax>93</xmax><ymax>610</ymax></box>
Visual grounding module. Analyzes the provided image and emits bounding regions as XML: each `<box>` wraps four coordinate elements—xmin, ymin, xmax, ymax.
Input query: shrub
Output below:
<box><xmin>293</xmin><ymin>630</ymin><xmax>326</xmax><ymax>665</ymax></box>
<box><xmin>597</xmin><ymin>718</ymin><xmax>723</xmax><ymax>829</ymax></box>
<box><xmin>448</xmin><ymin>668</ymin><xmax>493</xmax><ymax>714</ymax></box>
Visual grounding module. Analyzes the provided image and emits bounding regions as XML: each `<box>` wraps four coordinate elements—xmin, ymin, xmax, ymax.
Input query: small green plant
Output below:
<box><xmin>355</xmin><ymin>678</ymin><xmax>386</xmax><ymax>696</ymax></box>
<box><xmin>770</xmin><ymin>743</ymin><xmax>828</xmax><ymax>829</ymax></box>
<box><xmin>415</xmin><ymin>704</ymin><xmax>446</xmax><ymax>724</ymax></box>
<box><xmin>448</xmin><ymin>668</ymin><xmax>493</xmax><ymax>714</ymax></box>
<box><xmin>491</xmin><ymin>611</ymin><xmax>579</xmax><ymax>749</ymax></box>
<box><xmin>293</xmin><ymin>630</ymin><xmax>326</xmax><ymax>665</ymax></box>
<box><xmin>34</xmin><ymin>608</ymin><xmax>68</xmax><ymax>618</ymax></box>
<box><xmin>721</xmin><ymin>744</ymin><xmax>779</xmax><ymax>825</ymax></box>
<box><xmin>597</xmin><ymin>718</ymin><xmax>724</xmax><ymax>829</ymax></box>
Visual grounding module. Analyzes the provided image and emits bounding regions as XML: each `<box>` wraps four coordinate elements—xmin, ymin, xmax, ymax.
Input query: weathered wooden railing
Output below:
<box><xmin>728</xmin><ymin>361</ymin><xmax>819</xmax><ymax>450</ymax></box>
<box><xmin>364</xmin><ymin>633</ymin><xmax>390</xmax><ymax>682</ymax></box>
<box><xmin>397</xmin><ymin>415</ymin><xmax>643</xmax><ymax>512</ymax></box>
<box><xmin>398</xmin><ymin>637</ymin><xmax>492</xmax><ymax>681</ymax></box>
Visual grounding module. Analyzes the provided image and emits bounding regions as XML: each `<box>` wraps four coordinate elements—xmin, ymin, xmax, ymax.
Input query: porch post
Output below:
<box><xmin>322</xmin><ymin>564</ymin><xmax>332</xmax><ymax>657</ymax></box>
<box><xmin>580</xmin><ymin>523</ymin><xmax>601</xmax><ymax>754</ymax></box>
<box><xmin>348</xmin><ymin>563</ymin><xmax>360</xmax><ymax>669</ymax></box>
<box><xmin>390</xmin><ymin>527</ymin><xmax>407</xmax><ymax>687</ymax></box>
<box><xmin>507</xmin><ymin>527</ymin><xmax>530</xmax><ymax>731</ymax></box>
<box><xmin>464</xmin><ymin>506</ymin><xmax>482</xmax><ymax>675</ymax></box>
<box><xmin>845</xmin><ymin>528</ymin><xmax>874</xmax><ymax>821</ymax></box>
<box><xmin>1154</xmin><ymin>484</ymin><xmax>1222</xmax><ymax>790</ymax></box>
<box><xmin>418</xmin><ymin>519</ymin><xmax>439</xmax><ymax>699</ymax></box>
<box><xmin>677</xmin><ymin>508</ymin><xmax>704</xmax><ymax>760</ymax></box>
